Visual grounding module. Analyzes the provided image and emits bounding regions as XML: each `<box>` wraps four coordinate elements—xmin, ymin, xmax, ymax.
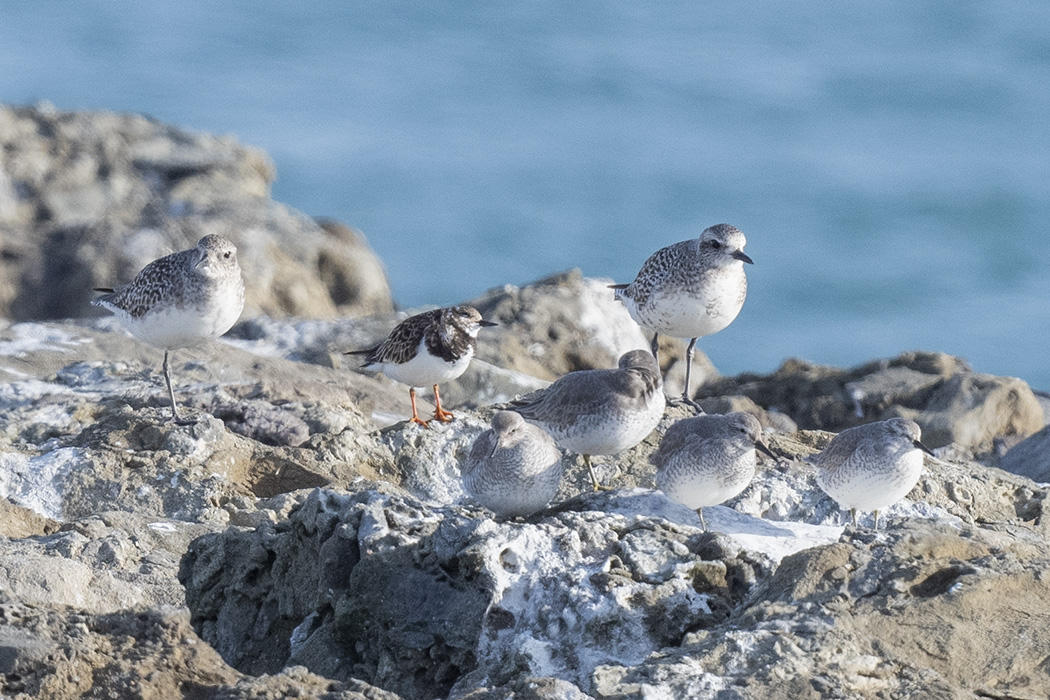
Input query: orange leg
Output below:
<box><xmin>432</xmin><ymin>384</ymin><xmax>455</xmax><ymax>423</ymax></box>
<box><xmin>409</xmin><ymin>388</ymin><xmax>430</xmax><ymax>428</ymax></box>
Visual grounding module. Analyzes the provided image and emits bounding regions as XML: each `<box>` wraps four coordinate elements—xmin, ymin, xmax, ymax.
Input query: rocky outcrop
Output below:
<box><xmin>0</xmin><ymin>104</ymin><xmax>393</xmax><ymax>321</ymax></box>
<box><xmin>4</xmin><ymin>307</ymin><xmax>1050</xmax><ymax>698</ymax></box>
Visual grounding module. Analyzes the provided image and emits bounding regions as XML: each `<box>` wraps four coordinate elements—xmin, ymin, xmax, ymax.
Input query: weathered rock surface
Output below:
<box><xmin>590</xmin><ymin>518</ymin><xmax>1050</xmax><ymax>699</ymax></box>
<box><xmin>0</xmin><ymin>601</ymin><xmax>400</xmax><ymax>700</ymax></box>
<box><xmin>1001</xmin><ymin>424</ymin><xmax>1050</xmax><ymax>484</ymax></box>
<box><xmin>0</xmin><ymin>103</ymin><xmax>393</xmax><ymax>321</ymax></box>
<box><xmin>4</xmin><ymin>311</ymin><xmax>1050</xmax><ymax>698</ymax></box>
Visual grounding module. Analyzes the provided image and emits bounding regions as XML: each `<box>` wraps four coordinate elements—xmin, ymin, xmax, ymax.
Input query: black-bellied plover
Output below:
<box><xmin>345</xmin><ymin>306</ymin><xmax>497</xmax><ymax>428</ymax></box>
<box><xmin>651</xmin><ymin>411</ymin><xmax>774</xmax><ymax>530</ymax></box>
<box><xmin>92</xmin><ymin>234</ymin><xmax>245</xmax><ymax>422</ymax></box>
<box><xmin>462</xmin><ymin>410</ymin><xmax>564</xmax><ymax>517</ymax></box>
<box><xmin>813</xmin><ymin>417</ymin><xmax>934</xmax><ymax>529</ymax></box>
<box><xmin>511</xmin><ymin>349</ymin><xmax>665</xmax><ymax>490</ymax></box>
<box><xmin>611</xmin><ymin>224</ymin><xmax>752</xmax><ymax>405</ymax></box>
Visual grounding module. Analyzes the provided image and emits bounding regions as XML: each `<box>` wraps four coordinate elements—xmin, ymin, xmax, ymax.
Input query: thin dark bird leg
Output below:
<box><xmin>697</xmin><ymin>507</ymin><xmax>707</xmax><ymax>532</ymax></box>
<box><xmin>681</xmin><ymin>337</ymin><xmax>703</xmax><ymax>411</ymax></box>
<box><xmin>409</xmin><ymin>388</ymin><xmax>430</xmax><ymax>428</ymax></box>
<box><xmin>650</xmin><ymin>332</ymin><xmax>660</xmax><ymax>365</ymax></box>
<box><xmin>432</xmin><ymin>384</ymin><xmax>455</xmax><ymax>423</ymax></box>
<box><xmin>162</xmin><ymin>350</ymin><xmax>181</xmax><ymax>422</ymax></box>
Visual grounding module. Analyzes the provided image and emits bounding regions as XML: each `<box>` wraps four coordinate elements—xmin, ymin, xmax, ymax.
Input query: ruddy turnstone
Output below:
<box><xmin>346</xmin><ymin>305</ymin><xmax>496</xmax><ymax>427</ymax></box>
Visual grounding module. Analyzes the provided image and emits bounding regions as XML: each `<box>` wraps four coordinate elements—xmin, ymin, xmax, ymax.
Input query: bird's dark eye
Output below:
<box><xmin>223</xmin><ymin>251</ymin><xmax>232</xmax><ymax>259</ymax></box>
<box><xmin>707</xmin><ymin>239</ymin><xmax>723</xmax><ymax>249</ymax></box>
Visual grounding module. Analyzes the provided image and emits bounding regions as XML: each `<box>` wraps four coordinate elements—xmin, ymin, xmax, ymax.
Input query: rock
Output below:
<box><xmin>0</xmin><ymin>103</ymin><xmax>393</xmax><ymax>321</ymax></box>
<box><xmin>999</xmin><ymin>424</ymin><xmax>1050</xmax><ymax>483</ymax></box>
<box><xmin>0</xmin><ymin>321</ymin><xmax>400</xmax><ymax>523</ymax></box>
<box><xmin>590</xmin><ymin>519</ymin><xmax>1050</xmax><ymax>699</ymax></box>
<box><xmin>0</xmin><ymin>602</ymin><xmax>401</xmax><ymax>699</ymax></box>
<box><xmin>179</xmin><ymin>489</ymin><xmax>780</xmax><ymax>700</ymax></box>
<box><xmin>891</xmin><ymin>371</ymin><xmax>1045</xmax><ymax>454</ymax></box>
<box><xmin>0</xmin><ymin>497</ymin><xmax>59</xmax><ymax>538</ymax></box>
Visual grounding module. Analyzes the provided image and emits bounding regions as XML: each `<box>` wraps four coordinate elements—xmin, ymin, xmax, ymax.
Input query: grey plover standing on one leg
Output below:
<box><xmin>511</xmin><ymin>349</ymin><xmax>665</xmax><ymax>491</ymax></box>
<box><xmin>345</xmin><ymin>306</ymin><xmax>497</xmax><ymax>428</ymax></box>
<box><xmin>611</xmin><ymin>224</ymin><xmax>752</xmax><ymax>406</ymax></box>
<box><xmin>814</xmin><ymin>417</ymin><xmax>934</xmax><ymax>530</ymax></box>
<box><xmin>651</xmin><ymin>411</ymin><xmax>774</xmax><ymax>530</ymax></box>
<box><xmin>462</xmin><ymin>410</ymin><xmax>564</xmax><ymax>517</ymax></box>
<box><xmin>92</xmin><ymin>234</ymin><xmax>246</xmax><ymax>422</ymax></box>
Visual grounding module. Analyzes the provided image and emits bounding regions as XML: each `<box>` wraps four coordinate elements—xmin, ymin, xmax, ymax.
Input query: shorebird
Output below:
<box><xmin>462</xmin><ymin>410</ymin><xmax>564</xmax><ymax>517</ymax></box>
<box><xmin>346</xmin><ymin>305</ymin><xmax>497</xmax><ymax>428</ymax></box>
<box><xmin>611</xmin><ymin>224</ymin><xmax>752</xmax><ymax>406</ymax></box>
<box><xmin>651</xmin><ymin>411</ymin><xmax>774</xmax><ymax>530</ymax></box>
<box><xmin>813</xmin><ymin>417</ymin><xmax>934</xmax><ymax>529</ymax></box>
<box><xmin>92</xmin><ymin>234</ymin><xmax>245</xmax><ymax>422</ymax></box>
<box><xmin>511</xmin><ymin>349</ymin><xmax>665</xmax><ymax>490</ymax></box>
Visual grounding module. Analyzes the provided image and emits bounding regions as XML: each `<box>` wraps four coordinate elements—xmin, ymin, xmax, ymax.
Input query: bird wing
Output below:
<box><xmin>812</xmin><ymin>429</ymin><xmax>864</xmax><ymax>473</ymax></box>
<box><xmin>621</xmin><ymin>240</ymin><xmax>693</xmax><ymax>305</ymax></box>
<box><xmin>511</xmin><ymin>369</ymin><xmax>618</xmax><ymax>422</ymax></box>
<box><xmin>91</xmin><ymin>251</ymin><xmax>191</xmax><ymax>318</ymax></box>
<box><xmin>462</xmin><ymin>428</ymin><xmax>499</xmax><ymax>477</ymax></box>
<box><xmin>356</xmin><ymin>310</ymin><xmax>439</xmax><ymax>365</ymax></box>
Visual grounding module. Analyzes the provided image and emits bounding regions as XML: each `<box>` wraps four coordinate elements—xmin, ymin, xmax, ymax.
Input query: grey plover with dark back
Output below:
<box><xmin>814</xmin><ymin>417</ymin><xmax>934</xmax><ymax>529</ymax></box>
<box><xmin>92</xmin><ymin>234</ymin><xmax>245</xmax><ymax>422</ymax></box>
<box><xmin>345</xmin><ymin>306</ymin><xmax>497</xmax><ymax>428</ymax></box>
<box><xmin>462</xmin><ymin>410</ymin><xmax>564</xmax><ymax>517</ymax></box>
<box><xmin>511</xmin><ymin>349</ymin><xmax>665</xmax><ymax>490</ymax></box>
<box><xmin>651</xmin><ymin>411</ymin><xmax>774</xmax><ymax>530</ymax></box>
<box><xmin>611</xmin><ymin>224</ymin><xmax>752</xmax><ymax>405</ymax></box>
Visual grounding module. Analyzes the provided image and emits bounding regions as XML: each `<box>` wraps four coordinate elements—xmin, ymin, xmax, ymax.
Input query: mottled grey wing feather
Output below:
<box><xmin>623</xmin><ymin>240</ymin><xmax>694</xmax><ymax>306</ymax></box>
<box><xmin>92</xmin><ymin>250</ymin><xmax>193</xmax><ymax>318</ymax></box>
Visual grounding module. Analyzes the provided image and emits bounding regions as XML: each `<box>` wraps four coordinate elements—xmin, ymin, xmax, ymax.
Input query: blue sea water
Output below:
<box><xmin>2</xmin><ymin>2</ymin><xmax>1049</xmax><ymax>388</ymax></box>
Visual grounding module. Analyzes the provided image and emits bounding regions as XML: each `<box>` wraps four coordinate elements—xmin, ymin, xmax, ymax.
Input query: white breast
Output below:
<box><xmin>375</xmin><ymin>338</ymin><xmax>474</xmax><ymax>388</ymax></box>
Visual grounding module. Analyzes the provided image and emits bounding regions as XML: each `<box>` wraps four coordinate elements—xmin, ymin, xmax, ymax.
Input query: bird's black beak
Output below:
<box><xmin>756</xmin><ymin>441</ymin><xmax>777</xmax><ymax>460</ymax></box>
<box><xmin>479</xmin><ymin>320</ymin><xmax>499</xmax><ymax>327</ymax></box>
<box><xmin>914</xmin><ymin>439</ymin><xmax>935</xmax><ymax>456</ymax></box>
<box><xmin>732</xmin><ymin>250</ymin><xmax>754</xmax><ymax>265</ymax></box>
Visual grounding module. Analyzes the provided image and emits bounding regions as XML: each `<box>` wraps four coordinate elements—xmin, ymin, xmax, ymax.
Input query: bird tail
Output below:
<box><xmin>343</xmin><ymin>347</ymin><xmax>378</xmax><ymax>368</ymax></box>
<box><xmin>91</xmin><ymin>287</ymin><xmax>117</xmax><ymax>308</ymax></box>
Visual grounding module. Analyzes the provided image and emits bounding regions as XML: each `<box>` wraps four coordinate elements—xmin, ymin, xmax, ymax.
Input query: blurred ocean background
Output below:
<box><xmin>1</xmin><ymin>2</ymin><xmax>1048</xmax><ymax>387</ymax></box>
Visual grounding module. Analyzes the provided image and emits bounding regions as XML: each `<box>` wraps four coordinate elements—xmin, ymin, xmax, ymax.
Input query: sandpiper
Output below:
<box><xmin>652</xmin><ymin>411</ymin><xmax>774</xmax><ymax>530</ymax></box>
<box><xmin>814</xmin><ymin>417</ymin><xmax>934</xmax><ymax>529</ymax></box>
<box><xmin>92</xmin><ymin>234</ymin><xmax>245</xmax><ymax>422</ymax></box>
<box><xmin>462</xmin><ymin>410</ymin><xmax>564</xmax><ymax>517</ymax></box>
<box><xmin>346</xmin><ymin>305</ymin><xmax>497</xmax><ymax>428</ymax></box>
<box><xmin>511</xmin><ymin>349</ymin><xmax>665</xmax><ymax>490</ymax></box>
<box><xmin>611</xmin><ymin>224</ymin><xmax>752</xmax><ymax>405</ymax></box>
